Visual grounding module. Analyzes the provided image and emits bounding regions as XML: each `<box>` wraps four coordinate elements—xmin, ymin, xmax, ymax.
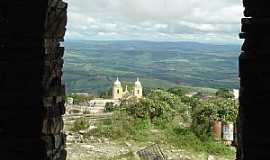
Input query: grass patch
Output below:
<box><xmin>87</xmin><ymin>111</ymin><xmax>151</xmax><ymax>142</ymax></box>
<box><xmin>164</xmin><ymin>127</ymin><xmax>235</xmax><ymax>157</ymax></box>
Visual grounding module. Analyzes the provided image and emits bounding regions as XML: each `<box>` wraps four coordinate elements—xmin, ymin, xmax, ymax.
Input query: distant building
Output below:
<box><xmin>185</xmin><ymin>92</ymin><xmax>198</xmax><ymax>98</ymax></box>
<box><xmin>89</xmin><ymin>99</ymin><xmax>120</xmax><ymax>113</ymax></box>
<box><xmin>112</xmin><ymin>77</ymin><xmax>143</xmax><ymax>99</ymax></box>
<box><xmin>233</xmin><ymin>89</ymin><xmax>239</xmax><ymax>100</ymax></box>
<box><xmin>72</xmin><ymin>93</ymin><xmax>90</xmax><ymax>96</ymax></box>
<box><xmin>67</xmin><ymin>97</ymin><xmax>74</xmax><ymax>105</ymax></box>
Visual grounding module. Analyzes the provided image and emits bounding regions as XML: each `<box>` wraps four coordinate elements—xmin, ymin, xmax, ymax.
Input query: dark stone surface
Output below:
<box><xmin>238</xmin><ymin>0</ymin><xmax>270</xmax><ymax>159</ymax></box>
<box><xmin>0</xmin><ymin>1</ymin><xmax>67</xmax><ymax>160</ymax></box>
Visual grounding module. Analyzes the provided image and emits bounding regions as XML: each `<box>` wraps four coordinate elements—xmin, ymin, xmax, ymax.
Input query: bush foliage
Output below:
<box><xmin>70</xmin><ymin>118</ymin><xmax>90</xmax><ymax>132</ymax></box>
<box><xmin>87</xmin><ymin>87</ymin><xmax>237</xmax><ymax>157</ymax></box>
<box><xmin>104</xmin><ymin>102</ymin><xmax>115</xmax><ymax>112</ymax></box>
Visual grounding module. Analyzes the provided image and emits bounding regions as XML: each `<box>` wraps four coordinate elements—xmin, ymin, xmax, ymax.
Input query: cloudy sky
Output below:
<box><xmin>65</xmin><ymin>0</ymin><xmax>244</xmax><ymax>44</ymax></box>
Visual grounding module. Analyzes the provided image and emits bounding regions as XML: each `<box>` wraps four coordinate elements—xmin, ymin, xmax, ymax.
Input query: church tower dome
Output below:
<box><xmin>113</xmin><ymin>77</ymin><xmax>123</xmax><ymax>99</ymax></box>
<box><xmin>134</xmin><ymin>77</ymin><xmax>143</xmax><ymax>98</ymax></box>
<box><xmin>114</xmin><ymin>77</ymin><xmax>121</xmax><ymax>86</ymax></box>
<box><xmin>135</xmin><ymin>77</ymin><xmax>142</xmax><ymax>88</ymax></box>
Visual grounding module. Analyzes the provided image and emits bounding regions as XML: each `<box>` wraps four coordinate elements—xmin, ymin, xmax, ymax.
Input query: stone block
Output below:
<box><xmin>244</xmin><ymin>8</ymin><xmax>270</xmax><ymax>18</ymax></box>
<box><xmin>42</xmin><ymin>117</ymin><xmax>64</xmax><ymax>134</ymax></box>
<box><xmin>0</xmin><ymin>137</ymin><xmax>44</xmax><ymax>160</ymax></box>
<box><xmin>3</xmin><ymin>37</ymin><xmax>44</xmax><ymax>48</ymax></box>
<box><xmin>240</xmin><ymin>77</ymin><xmax>270</xmax><ymax>90</ymax></box>
<box><xmin>239</xmin><ymin>53</ymin><xmax>270</xmax><ymax>77</ymax></box>
<box><xmin>241</xmin><ymin>18</ymin><xmax>270</xmax><ymax>33</ymax></box>
<box><xmin>45</xmin><ymin>84</ymin><xmax>65</xmax><ymax>97</ymax></box>
<box><xmin>0</xmin><ymin>94</ymin><xmax>43</xmax><ymax>107</ymax></box>
<box><xmin>45</xmin><ymin>1</ymin><xmax>67</xmax><ymax>40</ymax></box>
<box><xmin>43</xmin><ymin>103</ymin><xmax>66</xmax><ymax>118</ymax></box>
<box><xmin>241</xmin><ymin>36</ymin><xmax>270</xmax><ymax>51</ymax></box>
<box><xmin>243</xmin><ymin>0</ymin><xmax>270</xmax><ymax>7</ymax></box>
<box><xmin>0</xmin><ymin>109</ymin><xmax>43</xmax><ymax>136</ymax></box>
<box><xmin>42</xmin><ymin>133</ymin><xmax>66</xmax><ymax>151</ymax></box>
<box><xmin>0</xmin><ymin>48</ymin><xmax>44</xmax><ymax>60</ymax></box>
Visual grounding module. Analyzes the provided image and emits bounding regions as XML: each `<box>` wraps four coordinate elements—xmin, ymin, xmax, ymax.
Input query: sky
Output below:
<box><xmin>65</xmin><ymin>0</ymin><xmax>244</xmax><ymax>44</ymax></box>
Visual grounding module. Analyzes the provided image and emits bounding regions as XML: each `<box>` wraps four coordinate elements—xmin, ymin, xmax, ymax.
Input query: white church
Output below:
<box><xmin>113</xmin><ymin>77</ymin><xmax>143</xmax><ymax>99</ymax></box>
<box><xmin>87</xmin><ymin>77</ymin><xmax>143</xmax><ymax>113</ymax></box>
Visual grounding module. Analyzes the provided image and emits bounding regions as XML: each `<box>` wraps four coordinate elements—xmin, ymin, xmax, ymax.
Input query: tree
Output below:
<box><xmin>125</xmin><ymin>97</ymin><xmax>171</xmax><ymax>121</ymax></box>
<box><xmin>126</xmin><ymin>89</ymin><xmax>190</xmax><ymax>123</ymax></box>
<box><xmin>191</xmin><ymin>97</ymin><xmax>238</xmax><ymax>138</ymax></box>
<box><xmin>216</xmin><ymin>89</ymin><xmax>234</xmax><ymax>99</ymax></box>
<box><xmin>167</xmin><ymin>87</ymin><xmax>187</xmax><ymax>97</ymax></box>
<box><xmin>147</xmin><ymin>90</ymin><xmax>189</xmax><ymax>115</ymax></box>
<box><xmin>198</xmin><ymin>97</ymin><xmax>238</xmax><ymax>122</ymax></box>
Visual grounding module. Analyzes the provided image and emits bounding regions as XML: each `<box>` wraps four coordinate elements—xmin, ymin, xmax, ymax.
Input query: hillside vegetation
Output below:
<box><xmin>63</xmin><ymin>41</ymin><xmax>240</xmax><ymax>94</ymax></box>
<box><xmin>67</xmin><ymin>87</ymin><xmax>237</xmax><ymax>159</ymax></box>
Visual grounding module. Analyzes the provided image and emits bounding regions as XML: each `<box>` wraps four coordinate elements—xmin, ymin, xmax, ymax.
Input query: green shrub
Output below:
<box><xmin>166</xmin><ymin>127</ymin><xmax>202</xmax><ymax>150</ymax></box>
<box><xmin>216</xmin><ymin>89</ymin><xmax>234</xmax><ymax>99</ymax></box>
<box><xmin>70</xmin><ymin>118</ymin><xmax>90</xmax><ymax>132</ymax></box>
<box><xmin>124</xmin><ymin>89</ymin><xmax>190</xmax><ymax>125</ymax></box>
<box><xmin>104</xmin><ymin>102</ymin><xmax>115</xmax><ymax>112</ymax></box>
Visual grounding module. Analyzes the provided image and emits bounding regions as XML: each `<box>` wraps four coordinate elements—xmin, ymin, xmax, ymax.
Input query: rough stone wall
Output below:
<box><xmin>239</xmin><ymin>0</ymin><xmax>270</xmax><ymax>159</ymax></box>
<box><xmin>0</xmin><ymin>0</ymin><xmax>67</xmax><ymax>160</ymax></box>
<box><xmin>43</xmin><ymin>1</ymin><xmax>67</xmax><ymax>160</ymax></box>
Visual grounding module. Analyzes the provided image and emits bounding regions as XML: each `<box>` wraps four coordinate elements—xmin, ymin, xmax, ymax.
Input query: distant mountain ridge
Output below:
<box><xmin>63</xmin><ymin>40</ymin><xmax>240</xmax><ymax>94</ymax></box>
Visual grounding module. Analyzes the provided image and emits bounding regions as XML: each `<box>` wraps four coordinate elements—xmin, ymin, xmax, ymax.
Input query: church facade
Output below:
<box><xmin>112</xmin><ymin>77</ymin><xmax>143</xmax><ymax>99</ymax></box>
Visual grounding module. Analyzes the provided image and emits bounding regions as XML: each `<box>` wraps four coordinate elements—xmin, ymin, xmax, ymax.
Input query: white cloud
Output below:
<box><xmin>65</xmin><ymin>0</ymin><xmax>244</xmax><ymax>44</ymax></box>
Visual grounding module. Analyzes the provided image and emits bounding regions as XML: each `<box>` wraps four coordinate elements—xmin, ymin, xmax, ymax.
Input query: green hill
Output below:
<box><xmin>63</xmin><ymin>40</ymin><xmax>240</xmax><ymax>94</ymax></box>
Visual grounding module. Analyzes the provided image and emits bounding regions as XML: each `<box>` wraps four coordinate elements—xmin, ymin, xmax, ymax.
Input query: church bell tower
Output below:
<box><xmin>112</xmin><ymin>77</ymin><xmax>123</xmax><ymax>99</ymax></box>
<box><xmin>134</xmin><ymin>77</ymin><xmax>143</xmax><ymax>98</ymax></box>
